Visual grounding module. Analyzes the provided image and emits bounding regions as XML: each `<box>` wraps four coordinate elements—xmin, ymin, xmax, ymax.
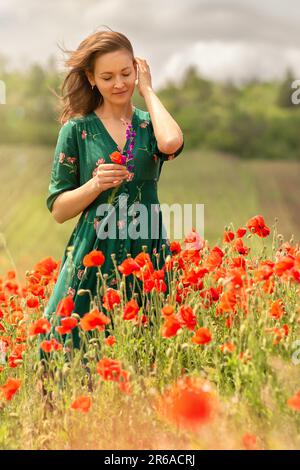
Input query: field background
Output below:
<box><xmin>0</xmin><ymin>142</ymin><xmax>299</xmax><ymax>282</ymax></box>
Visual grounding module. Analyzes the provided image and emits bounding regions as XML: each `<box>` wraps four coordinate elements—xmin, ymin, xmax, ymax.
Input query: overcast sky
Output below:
<box><xmin>1</xmin><ymin>0</ymin><xmax>300</xmax><ymax>87</ymax></box>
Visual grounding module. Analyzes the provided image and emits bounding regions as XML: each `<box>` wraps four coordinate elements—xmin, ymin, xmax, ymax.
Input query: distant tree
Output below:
<box><xmin>25</xmin><ymin>63</ymin><xmax>46</xmax><ymax>97</ymax></box>
<box><xmin>180</xmin><ymin>65</ymin><xmax>213</xmax><ymax>103</ymax></box>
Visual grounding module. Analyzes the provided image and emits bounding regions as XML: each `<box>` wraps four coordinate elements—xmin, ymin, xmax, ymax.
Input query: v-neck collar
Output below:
<box><xmin>92</xmin><ymin>106</ymin><xmax>137</xmax><ymax>154</ymax></box>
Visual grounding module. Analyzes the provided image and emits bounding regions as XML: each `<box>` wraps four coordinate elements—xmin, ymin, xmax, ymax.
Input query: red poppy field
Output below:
<box><xmin>0</xmin><ymin>215</ymin><xmax>300</xmax><ymax>450</ymax></box>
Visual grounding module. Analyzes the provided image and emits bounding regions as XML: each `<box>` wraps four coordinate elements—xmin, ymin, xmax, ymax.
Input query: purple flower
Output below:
<box><xmin>107</xmin><ymin>121</ymin><xmax>136</xmax><ymax>205</ymax></box>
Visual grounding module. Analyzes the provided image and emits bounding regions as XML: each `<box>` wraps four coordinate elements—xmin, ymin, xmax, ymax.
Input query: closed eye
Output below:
<box><xmin>103</xmin><ymin>73</ymin><xmax>131</xmax><ymax>81</ymax></box>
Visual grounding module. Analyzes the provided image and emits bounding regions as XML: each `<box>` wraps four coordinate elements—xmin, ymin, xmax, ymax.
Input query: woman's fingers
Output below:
<box><xmin>104</xmin><ymin>176</ymin><xmax>123</xmax><ymax>183</ymax></box>
<box><xmin>99</xmin><ymin>174</ymin><xmax>127</xmax><ymax>181</ymax></box>
<box><xmin>99</xmin><ymin>163</ymin><xmax>127</xmax><ymax>170</ymax></box>
<box><xmin>101</xmin><ymin>175</ymin><xmax>126</xmax><ymax>182</ymax></box>
<box><xmin>98</xmin><ymin>169</ymin><xmax>128</xmax><ymax>177</ymax></box>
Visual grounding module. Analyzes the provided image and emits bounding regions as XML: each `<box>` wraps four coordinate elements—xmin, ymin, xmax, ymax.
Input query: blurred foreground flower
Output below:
<box><xmin>0</xmin><ymin>378</ymin><xmax>21</xmax><ymax>401</ymax></box>
<box><xmin>71</xmin><ymin>395</ymin><xmax>92</xmax><ymax>413</ymax></box>
<box><xmin>155</xmin><ymin>376</ymin><xmax>217</xmax><ymax>432</ymax></box>
<box><xmin>287</xmin><ymin>390</ymin><xmax>300</xmax><ymax>411</ymax></box>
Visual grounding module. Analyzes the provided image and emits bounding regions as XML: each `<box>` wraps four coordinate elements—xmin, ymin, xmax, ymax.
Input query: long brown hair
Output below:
<box><xmin>56</xmin><ymin>29</ymin><xmax>135</xmax><ymax>124</ymax></box>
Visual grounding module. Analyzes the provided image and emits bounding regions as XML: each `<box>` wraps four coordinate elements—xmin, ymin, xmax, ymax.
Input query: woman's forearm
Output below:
<box><xmin>52</xmin><ymin>177</ymin><xmax>101</xmax><ymax>224</ymax></box>
<box><xmin>143</xmin><ymin>86</ymin><xmax>183</xmax><ymax>154</ymax></box>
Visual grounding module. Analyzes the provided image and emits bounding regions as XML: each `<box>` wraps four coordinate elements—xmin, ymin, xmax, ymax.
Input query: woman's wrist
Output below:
<box><xmin>88</xmin><ymin>176</ymin><xmax>103</xmax><ymax>196</ymax></box>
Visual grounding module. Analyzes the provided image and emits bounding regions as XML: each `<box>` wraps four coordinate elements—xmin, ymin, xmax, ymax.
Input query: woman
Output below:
<box><xmin>40</xmin><ymin>29</ymin><xmax>184</xmax><ymax>355</ymax></box>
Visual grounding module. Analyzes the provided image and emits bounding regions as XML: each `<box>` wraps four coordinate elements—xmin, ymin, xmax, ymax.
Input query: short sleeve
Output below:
<box><xmin>147</xmin><ymin>113</ymin><xmax>184</xmax><ymax>161</ymax></box>
<box><xmin>46</xmin><ymin>120</ymin><xmax>80</xmax><ymax>213</ymax></box>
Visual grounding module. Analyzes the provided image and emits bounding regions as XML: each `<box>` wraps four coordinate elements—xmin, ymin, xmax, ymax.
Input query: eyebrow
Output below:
<box><xmin>100</xmin><ymin>66</ymin><xmax>131</xmax><ymax>75</ymax></box>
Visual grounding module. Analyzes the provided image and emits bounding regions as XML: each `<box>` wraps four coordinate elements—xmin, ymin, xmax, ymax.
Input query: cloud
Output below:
<box><xmin>0</xmin><ymin>0</ymin><xmax>299</xmax><ymax>85</ymax></box>
<box><xmin>159</xmin><ymin>40</ymin><xmax>300</xmax><ymax>85</ymax></box>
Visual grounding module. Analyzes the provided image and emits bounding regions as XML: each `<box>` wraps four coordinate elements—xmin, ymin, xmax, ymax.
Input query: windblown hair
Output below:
<box><xmin>56</xmin><ymin>28</ymin><xmax>135</xmax><ymax>124</ymax></box>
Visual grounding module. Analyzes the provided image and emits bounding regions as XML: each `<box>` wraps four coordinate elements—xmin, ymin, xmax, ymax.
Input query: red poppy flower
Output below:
<box><xmin>122</xmin><ymin>299</ymin><xmax>140</xmax><ymax>321</ymax></box>
<box><xmin>170</xmin><ymin>241</ymin><xmax>182</xmax><ymax>254</ymax></box>
<box><xmin>274</xmin><ymin>256</ymin><xmax>295</xmax><ymax>276</ymax></box>
<box><xmin>135</xmin><ymin>263</ymin><xmax>154</xmax><ymax>282</ymax></box>
<box><xmin>26</xmin><ymin>297</ymin><xmax>39</xmax><ymax>308</ymax></box>
<box><xmin>55</xmin><ymin>317</ymin><xmax>78</xmax><ymax>335</ymax></box>
<box><xmin>254</xmin><ymin>261</ymin><xmax>274</xmax><ymax>281</ymax></box>
<box><xmin>104</xmin><ymin>335</ymin><xmax>116</xmax><ymax>346</ymax></box>
<box><xmin>83</xmin><ymin>250</ymin><xmax>105</xmax><ymax>267</ymax></box>
<box><xmin>184</xmin><ymin>228</ymin><xmax>204</xmax><ymax>250</ymax></box>
<box><xmin>269</xmin><ymin>299</ymin><xmax>286</xmax><ymax>320</ymax></box>
<box><xmin>179</xmin><ymin>249</ymin><xmax>201</xmax><ymax>267</ymax></box>
<box><xmin>246</xmin><ymin>215</ymin><xmax>270</xmax><ymax>238</ymax></box>
<box><xmin>156</xmin><ymin>376</ymin><xmax>217</xmax><ymax>431</ymax></box>
<box><xmin>161</xmin><ymin>316</ymin><xmax>182</xmax><ymax>338</ymax></box>
<box><xmin>161</xmin><ymin>305</ymin><xmax>175</xmax><ymax>317</ymax></box>
<box><xmin>118</xmin><ymin>369</ymin><xmax>131</xmax><ymax>394</ymax></box>
<box><xmin>220</xmin><ymin>342</ymin><xmax>235</xmax><ymax>353</ymax></box>
<box><xmin>96</xmin><ymin>357</ymin><xmax>122</xmax><ymax>381</ymax></box>
<box><xmin>205</xmin><ymin>248</ymin><xmax>224</xmax><ymax>271</ymax></box>
<box><xmin>96</xmin><ymin>358</ymin><xmax>131</xmax><ymax>393</ymax></box>
<box><xmin>177</xmin><ymin>305</ymin><xmax>197</xmax><ymax>330</ymax></box>
<box><xmin>134</xmin><ymin>252</ymin><xmax>150</xmax><ymax>266</ymax></box>
<box><xmin>32</xmin><ymin>256</ymin><xmax>58</xmax><ymax>276</ymax></box>
<box><xmin>236</xmin><ymin>227</ymin><xmax>247</xmax><ymax>238</ymax></box>
<box><xmin>71</xmin><ymin>395</ymin><xmax>92</xmax><ymax>413</ymax></box>
<box><xmin>218</xmin><ymin>291</ymin><xmax>237</xmax><ymax>313</ymax></box>
<box><xmin>40</xmin><ymin>338</ymin><xmax>63</xmax><ymax>353</ymax></box>
<box><xmin>230</xmin><ymin>256</ymin><xmax>246</xmax><ymax>269</ymax></box>
<box><xmin>118</xmin><ymin>257</ymin><xmax>140</xmax><ymax>276</ymax></box>
<box><xmin>109</xmin><ymin>151</ymin><xmax>126</xmax><ymax>165</ymax></box>
<box><xmin>56</xmin><ymin>295</ymin><xmax>75</xmax><ymax>317</ymax></box>
<box><xmin>29</xmin><ymin>318</ymin><xmax>51</xmax><ymax>336</ymax></box>
<box><xmin>143</xmin><ymin>278</ymin><xmax>155</xmax><ymax>293</ymax></box>
<box><xmin>102</xmin><ymin>288</ymin><xmax>121</xmax><ymax>311</ymax></box>
<box><xmin>287</xmin><ymin>390</ymin><xmax>300</xmax><ymax>411</ymax></box>
<box><xmin>242</xmin><ymin>433</ymin><xmax>258</xmax><ymax>450</ymax></box>
<box><xmin>265</xmin><ymin>324</ymin><xmax>289</xmax><ymax>345</ymax></box>
<box><xmin>79</xmin><ymin>308</ymin><xmax>110</xmax><ymax>331</ymax></box>
<box><xmin>182</xmin><ymin>269</ymin><xmax>204</xmax><ymax>289</ymax></box>
<box><xmin>192</xmin><ymin>327</ymin><xmax>212</xmax><ymax>345</ymax></box>
<box><xmin>0</xmin><ymin>377</ymin><xmax>21</xmax><ymax>401</ymax></box>
<box><xmin>233</xmin><ymin>238</ymin><xmax>250</xmax><ymax>255</ymax></box>
<box><xmin>223</xmin><ymin>230</ymin><xmax>235</xmax><ymax>243</ymax></box>
<box><xmin>7</xmin><ymin>344</ymin><xmax>27</xmax><ymax>368</ymax></box>
<box><xmin>200</xmin><ymin>287</ymin><xmax>220</xmax><ymax>307</ymax></box>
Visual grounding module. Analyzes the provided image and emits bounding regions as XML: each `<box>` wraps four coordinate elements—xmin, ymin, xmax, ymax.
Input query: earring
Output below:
<box><xmin>92</xmin><ymin>84</ymin><xmax>95</xmax><ymax>90</ymax></box>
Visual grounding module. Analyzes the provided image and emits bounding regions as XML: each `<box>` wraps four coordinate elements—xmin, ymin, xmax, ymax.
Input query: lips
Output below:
<box><xmin>113</xmin><ymin>91</ymin><xmax>127</xmax><ymax>94</ymax></box>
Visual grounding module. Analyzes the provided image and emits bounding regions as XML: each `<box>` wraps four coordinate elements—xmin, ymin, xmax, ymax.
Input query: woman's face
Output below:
<box><xmin>88</xmin><ymin>49</ymin><xmax>137</xmax><ymax>104</ymax></box>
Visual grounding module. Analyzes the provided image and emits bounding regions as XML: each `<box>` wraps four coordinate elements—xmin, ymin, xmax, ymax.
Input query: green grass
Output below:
<box><xmin>0</xmin><ymin>144</ymin><xmax>299</xmax><ymax>279</ymax></box>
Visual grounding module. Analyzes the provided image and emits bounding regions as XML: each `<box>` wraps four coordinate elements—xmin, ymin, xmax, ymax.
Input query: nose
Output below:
<box><xmin>114</xmin><ymin>77</ymin><xmax>125</xmax><ymax>88</ymax></box>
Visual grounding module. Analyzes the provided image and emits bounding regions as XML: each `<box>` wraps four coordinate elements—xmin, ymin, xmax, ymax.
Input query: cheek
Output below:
<box><xmin>96</xmin><ymin>80</ymin><xmax>111</xmax><ymax>92</ymax></box>
<box><xmin>127</xmin><ymin>77</ymin><xmax>136</xmax><ymax>88</ymax></box>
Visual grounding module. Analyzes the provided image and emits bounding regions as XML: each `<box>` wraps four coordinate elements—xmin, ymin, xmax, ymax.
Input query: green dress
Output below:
<box><xmin>41</xmin><ymin>106</ymin><xmax>184</xmax><ymax>351</ymax></box>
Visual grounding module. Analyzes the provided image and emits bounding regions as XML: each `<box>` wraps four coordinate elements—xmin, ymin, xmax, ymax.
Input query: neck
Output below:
<box><xmin>96</xmin><ymin>101</ymin><xmax>134</xmax><ymax>121</ymax></box>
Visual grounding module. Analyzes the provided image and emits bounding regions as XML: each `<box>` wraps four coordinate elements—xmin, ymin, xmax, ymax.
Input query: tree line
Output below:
<box><xmin>0</xmin><ymin>54</ymin><xmax>299</xmax><ymax>160</ymax></box>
